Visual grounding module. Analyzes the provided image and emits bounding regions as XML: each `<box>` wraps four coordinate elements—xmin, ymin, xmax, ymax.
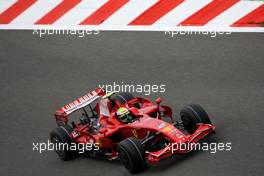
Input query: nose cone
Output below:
<box><xmin>132</xmin><ymin>116</ymin><xmax>187</xmax><ymax>143</ymax></box>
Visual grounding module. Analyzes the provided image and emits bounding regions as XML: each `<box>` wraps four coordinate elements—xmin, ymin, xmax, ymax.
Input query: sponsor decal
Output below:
<box><xmin>132</xmin><ymin>129</ymin><xmax>138</xmax><ymax>138</ymax></box>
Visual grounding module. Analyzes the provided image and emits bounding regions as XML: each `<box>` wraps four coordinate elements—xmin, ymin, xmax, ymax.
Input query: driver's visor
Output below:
<box><xmin>119</xmin><ymin>112</ymin><xmax>130</xmax><ymax>121</ymax></box>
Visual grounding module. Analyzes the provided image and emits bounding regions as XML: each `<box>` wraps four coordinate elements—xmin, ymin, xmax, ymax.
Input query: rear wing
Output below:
<box><xmin>55</xmin><ymin>87</ymin><xmax>105</xmax><ymax>119</ymax></box>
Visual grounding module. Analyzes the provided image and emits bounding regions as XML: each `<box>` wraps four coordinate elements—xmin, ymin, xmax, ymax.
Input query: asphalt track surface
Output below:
<box><xmin>0</xmin><ymin>31</ymin><xmax>263</xmax><ymax>176</ymax></box>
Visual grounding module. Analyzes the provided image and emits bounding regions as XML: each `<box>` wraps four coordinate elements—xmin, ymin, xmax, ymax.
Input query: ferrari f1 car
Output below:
<box><xmin>50</xmin><ymin>88</ymin><xmax>215</xmax><ymax>173</ymax></box>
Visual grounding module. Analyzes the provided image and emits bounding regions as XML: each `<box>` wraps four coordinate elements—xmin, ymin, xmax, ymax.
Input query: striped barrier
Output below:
<box><xmin>0</xmin><ymin>0</ymin><xmax>263</xmax><ymax>32</ymax></box>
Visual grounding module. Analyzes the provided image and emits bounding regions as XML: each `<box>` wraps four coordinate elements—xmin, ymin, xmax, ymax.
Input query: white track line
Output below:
<box><xmin>11</xmin><ymin>0</ymin><xmax>63</xmax><ymax>25</ymax></box>
<box><xmin>1</xmin><ymin>24</ymin><xmax>264</xmax><ymax>32</ymax></box>
<box><xmin>55</xmin><ymin>0</ymin><xmax>108</xmax><ymax>25</ymax></box>
<box><xmin>207</xmin><ymin>1</ymin><xmax>264</xmax><ymax>27</ymax></box>
<box><xmin>0</xmin><ymin>0</ymin><xmax>17</xmax><ymax>14</ymax></box>
<box><xmin>154</xmin><ymin>0</ymin><xmax>212</xmax><ymax>26</ymax></box>
<box><xmin>102</xmin><ymin>0</ymin><xmax>158</xmax><ymax>25</ymax></box>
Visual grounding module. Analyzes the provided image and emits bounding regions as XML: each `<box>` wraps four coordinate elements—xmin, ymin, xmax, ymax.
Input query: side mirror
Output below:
<box><xmin>99</xmin><ymin>128</ymin><xmax>107</xmax><ymax>134</ymax></box>
<box><xmin>130</xmin><ymin>107</ymin><xmax>143</xmax><ymax>118</ymax></box>
<box><xmin>155</xmin><ymin>97</ymin><xmax>162</xmax><ymax>105</ymax></box>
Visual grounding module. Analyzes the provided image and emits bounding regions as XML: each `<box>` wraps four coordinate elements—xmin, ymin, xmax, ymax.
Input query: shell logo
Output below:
<box><xmin>162</xmin><ymin>126</ymin><xmax>174</xmax><ymax>133</ymax></box>
<box><xmin>132</xmin><ymin>129</ymin><xmax>138</xmax><ymax>138</ymax></box>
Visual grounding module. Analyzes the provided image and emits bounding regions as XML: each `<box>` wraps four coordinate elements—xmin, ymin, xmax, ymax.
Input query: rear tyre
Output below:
<box><xmin>50</xmin><ymin>125</ymin><xmax>78</xmax><ymax>161</ymax></box>
<box><xmin>112</xmin><ymin>92</ymin><xmax>134</xmax><ymax>104</ymax></box>
<box><xmin>180</xmin><ymin>104</ymin><xmax>212</xmax><ymax>134</ymax></box>
<box><xmin>112</xmin><ymin>92</ymin><xmax>140</xmax><ymax>108</ymax></box>
<box><xmin>118</xmin><ymin>138</ymin><xmax>147</xmax><ymax>173</ymax></box>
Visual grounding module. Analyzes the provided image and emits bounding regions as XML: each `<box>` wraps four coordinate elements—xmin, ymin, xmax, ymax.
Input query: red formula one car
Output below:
<box><xmin>50</xmin><ymin>88</ymin><xmax>215</xmax><ymax>173</ymax></box>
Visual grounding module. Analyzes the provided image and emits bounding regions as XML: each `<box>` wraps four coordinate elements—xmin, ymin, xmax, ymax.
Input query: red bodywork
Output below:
<box><xmin>54</xmin><ymin>88</ymin><xmax>215</xmax><ymax>163</ymax></box>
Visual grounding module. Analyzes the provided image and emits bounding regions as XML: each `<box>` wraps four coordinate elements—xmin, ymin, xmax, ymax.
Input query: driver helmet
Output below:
<box><xmin>116</xmin><ymin>107</ymin><xmax>133</xmax><ymax>123</ymax></box>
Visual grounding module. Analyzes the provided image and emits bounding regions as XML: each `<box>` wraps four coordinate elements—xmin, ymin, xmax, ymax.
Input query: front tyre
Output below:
<box><xmin>180</xmin><ymin>104</ymin><xmax>212</xmax><ymax>134</ymax></box>
<box><xmin>118</xmin><ymin>138</ymin><xmax>147</xmax><ymax>173</ymax></box>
